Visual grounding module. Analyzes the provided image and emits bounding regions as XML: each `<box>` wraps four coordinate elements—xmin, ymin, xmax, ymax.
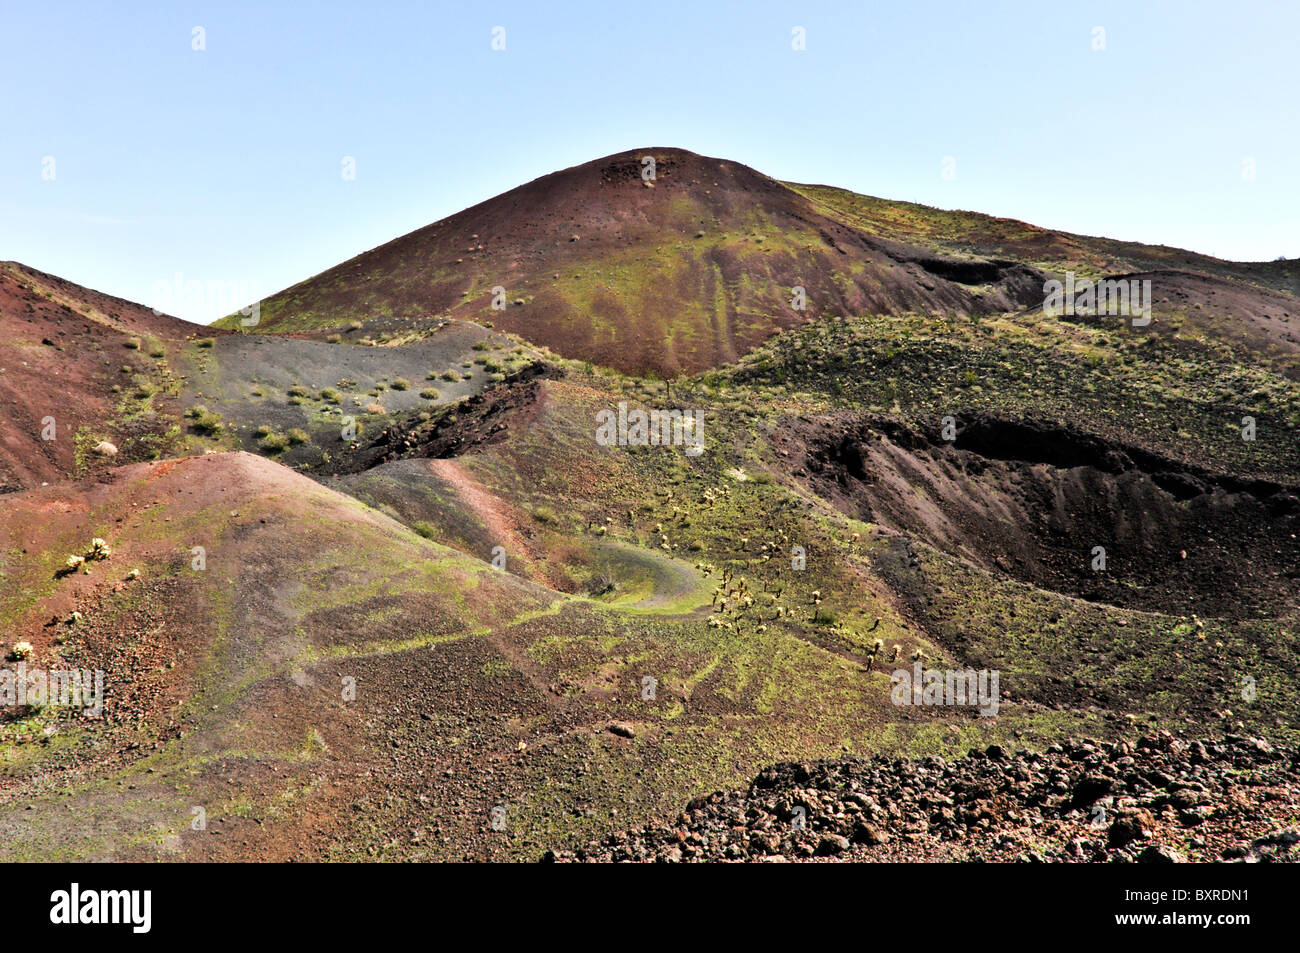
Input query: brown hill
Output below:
<box><xmin>0</xmin><ymin>262</ymin><xmax>212</xmax><ymax>491</ymax></box>
<box><xmin>223</xmin><ymin>148</ymin><xmax>1046</xmax><ymax>376</ymax></box>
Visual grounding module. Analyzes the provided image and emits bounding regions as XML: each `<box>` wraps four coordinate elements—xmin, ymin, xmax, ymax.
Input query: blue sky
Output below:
<box><xmin>2</xmin><ymin>0</ymin><xmax>1296</xmax><ymax>323</ymax></box>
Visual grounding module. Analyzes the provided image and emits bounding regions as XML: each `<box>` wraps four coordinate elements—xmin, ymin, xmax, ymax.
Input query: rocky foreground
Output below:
<box><xmin>549</xmin><ymin>734</ymin><xmax>1300</xmax><ymax>863</ymax></box>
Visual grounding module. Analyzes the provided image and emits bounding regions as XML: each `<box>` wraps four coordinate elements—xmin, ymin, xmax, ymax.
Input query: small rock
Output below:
<box><xmin>816</xmin><ymin>834</ymin><xmax>850</xmax><ymax>856</ymax></box>
<box><xmin>1137</xmin><ymin>845</ymin><xmax>1186</xmax><ymax>864</ymax></box>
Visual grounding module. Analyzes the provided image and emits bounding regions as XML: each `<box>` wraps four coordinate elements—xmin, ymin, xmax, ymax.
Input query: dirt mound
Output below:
<box><xmin>795</xmin><ymin>414</ymin><xmax>1300</xmax><ymax>616</ymax></box>
<box><xmin>337</xmin><ymin>361</ymin><xmax>559</xmax><ymax>473</ymax></box>
<box><xmin>227</xmin><ymin>148</ymin><xmax>1046</xmax><ymax>376</ymax></box>
<box><xmin>555</xmin><ymin>734</ymin><xmax>1300</xmax><ymax>863</ymax></box>
<box><xmin>0</xmin><ymin>262</ymin><xmax>208</xmax><ymax>491</ymax></box>
<box><xmin>0</xmin><ymin>451</ymin><xmax>572</xmax><ymax>859</ymax></box>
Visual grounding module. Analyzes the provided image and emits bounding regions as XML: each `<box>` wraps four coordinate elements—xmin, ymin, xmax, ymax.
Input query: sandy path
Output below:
<box><xmin>425</xmin><ymin>458</ymin><xmax>543</xmax><ymax>581</ymax></box>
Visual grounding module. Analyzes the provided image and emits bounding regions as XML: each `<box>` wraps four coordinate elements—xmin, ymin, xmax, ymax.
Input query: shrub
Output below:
<box><xmin>326</xmin><ymin>334</ymin><xmax>342</xmax><ymax>344</ymax></box>
<box><xmin>364</xmin><ymin>403</ymin><xmax>386</xmax><ymax>415</ymax></box>
<box><xmin>391</xmin><ymin>378</ymin><xmax>410</xmax><ymax>391</ymax></box>
<box><xmin>254</xmin><ymin>424</ymin><xmax>273</xmax><ymax>438</ymax></box>
<box><xmin>532</xmin><ymin>505</ymin><xmax>557</xmax><ymax>524</ymax></box>
<box><xmin>12</xmin><ymin>641</ymin><xmax>33</xmax><ymax>661</ymax></box>
<box><xmin>124</xmin><ymin>338</ymin><xmax>141</xmax><ymax>350</ymax></box>
<box><xmin>440</xmin><ymin>370</ymin><xmax>461</xmax><ymax>382</ymax></box>
<box><xmin>190</xmin><ymin>409</ymin><xmax>223</xmax><ymax>435</ymax></box>
<box><xmin>412</xmin><ymin>521</ymin><xmax>437</xmax><ymax>539</ymax></box>
<box><xmin>288</xmin><ymin>384</ymin><xmax>311</xmax><ymax>398</ymax></box>
<box><xmin>420</xmin><ymin>388</ymin><xmax>440</xmax><ymax>400</ymax></box>
<box><xmin>196</xmin><ymin>337</ymin><xmax>215</xmax><ymax>348</ymax></box>
<box><xmin>286</xmin><ymin>428</ymin><xmax>309</xmax><ymax>445</ymax></box>
<box><xmin>319</xmin><ymin>387</ymin><xmax>340</xmax><ymax>403</ymax></box>
<box><xmin>260</xmin><ymin>433</ymin><xmax>290</xmax><ymax>452</ymax></box>
<box><xmin>347</xmin><ymin>320</ymin><xmax>363</xmax><ymax>331</ymax></box>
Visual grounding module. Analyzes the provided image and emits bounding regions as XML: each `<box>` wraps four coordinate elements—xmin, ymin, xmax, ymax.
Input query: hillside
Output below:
<box><xmin>0</xmin><ymin>262</ymin><xmax>210</xmax><ymax>491</ymax></box>
<box><xmin>4</xmin><ymin>149</ymin><xmax>1298</xmax><ymax>862</ymax></box>
<box><xmin>216</xmin><ymin>148</ymin><xmax>1046</xmax><ymax>376</ymax></box>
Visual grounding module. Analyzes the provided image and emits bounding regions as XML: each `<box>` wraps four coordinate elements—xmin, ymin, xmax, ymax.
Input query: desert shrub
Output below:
<box><xmin>254</xmin><ymin>424</ymin><xmax>273</xmax><ymax>437</ymax></box>
<box><xmin>288</xmin><ymin>384</ymin><xmax>311</xmax><ymax>398</ymax></box>
<box><xmin>412</xmin><ymin>521</ymin><xmax>437</xmax><ymax>539</ymax></box>
<box><xmin>420</xmin><ymin>388</ymin><xmax>440</xmax><ymax>400</ymax></box>
<box><xmin>286</xmin><ymin>428</ymin><xmax>309</xmax><ymax>445</ymax></box>
<box><xmin>532</xmin><ymin>505</ymin><xmax>557</xmax><ymax>524</ymax></box>
<box><xmin>196</xmin><ymin>337</ymin><xmax>215</xmax><ymax>348</ymax></box>
<box><xmin>347</xmin><ymin>320</ymin><xmax>363</xmax><ymax>331</ymax></box>
<box><xmin>391</xmin><ymin>378</ymin><xmax>410</xmax><ymax>391</ymax></box>
<box><xmin>364</xmin><ymin>403</ymin><xmax>386</xmax><ymax>415</ymax></box>
<box><xmin>124</xmin><ymin>338</ymin><xmax>141</xmax><ymax>350</ymax></box>
<box><xmin>190</xmin><ymin>409</ymin><xmax>223</xmax><ymax>435</ymax></box>
<box><xmin>326</xmin><ymin>334</ymin><xmax>342</xmax><ymax>344</ymax></box>
<box><xmin>260</xmin><ymin>432</ymin><xmax>290</xmax><ymax>452</ymax></box>
<box><xmin>319</xmin><ymin>387</ymin><xmax>340</xmax><ymax>403</ymax></box>
<box><xmin>440</xmin><ymin>370</ymin><xmax>461</xmax><ymax>382</ymax></box>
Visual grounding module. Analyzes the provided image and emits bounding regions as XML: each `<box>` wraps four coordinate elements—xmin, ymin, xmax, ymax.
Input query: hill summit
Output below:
<box><xmin>224</xmin><ymin>148</ymin><xmax>1045</xmax><ymax>375</ymax></box>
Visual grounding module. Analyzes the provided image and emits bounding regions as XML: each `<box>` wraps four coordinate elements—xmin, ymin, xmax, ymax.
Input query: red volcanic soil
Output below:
<box><xmin>1060</xmin><ymin>269</ymin><xmax>1300</xmax><ymax>377</ymax></box>
<box><xmin>246</xmin><ymin>148</ymin><xmax>1046</xmax><ymax>376</ymax></box>
<box><xmin>0</xmin><ymin>262</ymin><xmax>212</xmax><ymax>491</ymax></box>
<box><xmin>0</xmin><ymin>452</ymin><xmax>575</xmax><ymax>860</ymax></box>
